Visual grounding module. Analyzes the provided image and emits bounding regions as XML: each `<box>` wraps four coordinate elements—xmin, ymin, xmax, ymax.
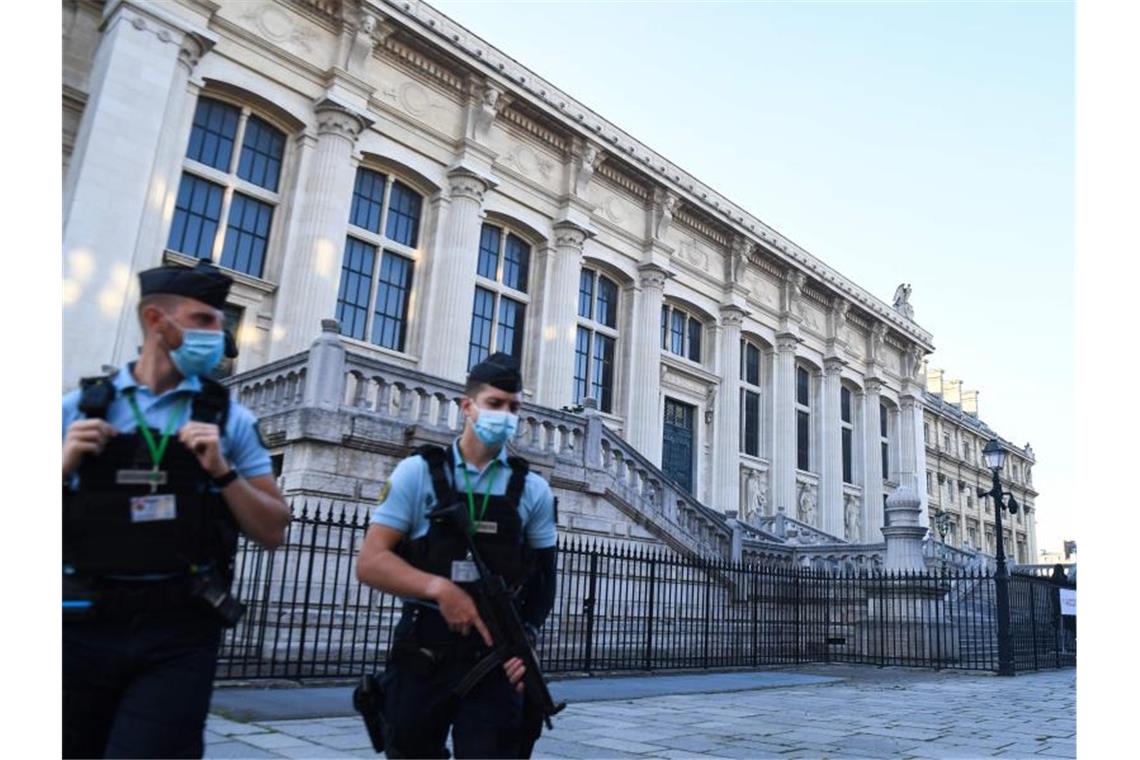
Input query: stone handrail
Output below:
<box><xmin>227</xmin><ymin>352</ymin><xmax>310</xmax><ymax>418</ymax></box>
<box><xmin>342</xmin><ymin>350</ymin><xmax>590</xmax><ymax>465</ymax></box>
<box><xmin>594</xmin><ymin>424</ymin><xmax>732</xmax><ymax>560</ymax></box>
<box><xmin>922</xmin><ymin>537</ymin><xmax>993</xmax><ymax>572</ymax></box>
<box><xmin>756</xmin><ymin>508</ymin><xmax>846</xmax><ymax>546</ymax></box>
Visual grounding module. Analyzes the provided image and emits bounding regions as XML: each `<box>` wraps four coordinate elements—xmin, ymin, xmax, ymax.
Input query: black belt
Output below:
<box><xmin>66</xmin><ymin>576</ymin><xmax>199</xmax><ymax>620</ymax></box>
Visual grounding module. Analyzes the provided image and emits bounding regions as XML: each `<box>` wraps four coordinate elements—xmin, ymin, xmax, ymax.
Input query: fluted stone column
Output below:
<box><xmin>420</xmin><ymin>167</ymin><xmax>492</xmax><ymax>383</ymax></box>
<box><xmin>772</xmin><ymin>332</ymin><xmax>800</xmax><ymax>517</ymax></box>
<box><xmin>627</xmin><ymin>263</ymin><xmax>668</xmax><ymax>464</ymax></box>
<box><xmin>820</xmin><ymin>357</ymin><xmax>845</xmax><ymax>537</ymax></box>
<box><xmin>270</xmin><ymin>100</ymin><xmax>368</xmax><ymax>360</ymax></box>
<box><xmin>862</xmin><ymin>378</ymin><xmax>885</xmax><ymax>542</ymax></box>
<box><xmin>538</xmin><ymin>221</ymin><xmax>588</xmax><ymax>409</ymax></box>
<box><xmin>899</xmin><ymin>386</ymin><xmax>927</xmax><ymax>527</ymax></box>
<box><xmin>883</xmin><ymin>382</ymin><xmax>926</xmax><ymax>569</ymax></box>
<box><xmin>712</xmin><ymin>306</ymin><xmax>746</xmax><ymax>514</ymax></box>
<box><xmin>63</xmin><ymin>1</ymin><xmax>214</xmax><ymax>389</ymax></box>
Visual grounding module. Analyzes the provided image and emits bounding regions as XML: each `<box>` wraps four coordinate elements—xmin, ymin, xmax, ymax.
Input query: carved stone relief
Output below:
<box><xmin>844</xmin><ymin>493</ymin><xmax>862</xmax><ymax>541</ymax></box>
<box><xmin>743</xmin><ymin>468</ymin><xmax>768</xmax><ymax>522</ymax></box>
<box><xmin>236</xmin><ymin>3</ymin><xmax>317</xmax><ymax>53</ymax></box>
<box><xmin>377</xmin><ymin>78</ymin><xmax>453</xmax><ymax>131</ymax></box>
<box><xmin>676</xmin><ymin>237</ymin><xmax>710</xmax><ymax>270</ymax></box>
<box><xmin>797</xmin><ymin>483</ymin><xmax>818</xmax><ymax>526</ymax></box>
<box><xmin>500</xmin><ymin>141</ymin><xmax>555</xmax><ymax>182</ymax></box>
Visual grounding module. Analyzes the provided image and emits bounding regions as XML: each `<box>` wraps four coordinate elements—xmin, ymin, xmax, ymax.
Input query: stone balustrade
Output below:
<box><xmin>223</xmin><ymin>326</ymin><xmax>906</xmax><ymax>568</ymax></box>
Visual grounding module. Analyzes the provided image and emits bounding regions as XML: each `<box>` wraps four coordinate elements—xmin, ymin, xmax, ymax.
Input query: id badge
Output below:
<box><xmin>130</xmin><ymin>494</ymin><xmax>177</xmax><ymax>523</ymax></box>
<box><xmin>473</xmin><ymin>521</ymin><xmax>498</xmax><ymax>535</ymax></box>
<box><xmin>450</xmin><ymin>560</ymin><xmax>480</xmax><ymax>583</ymax></box>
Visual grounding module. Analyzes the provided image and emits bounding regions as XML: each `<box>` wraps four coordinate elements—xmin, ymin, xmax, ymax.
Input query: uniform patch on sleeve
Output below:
<box><xmin>254</xmin><ymin>420</ymin><xmax>270</xmax><ymax>449</ymax></box>
<box><xmin>378</xmin><ymin>480</ymin><xmax>391</xmax><ymax>505</ymax></box>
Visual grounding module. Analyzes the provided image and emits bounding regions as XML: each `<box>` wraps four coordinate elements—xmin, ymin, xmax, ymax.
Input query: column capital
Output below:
<box><xmin>176</xmin><ymin>31</ymin><xmax>214</xmax><ymax>73</ymax></box>
<box><xmin>775</xmin><ymin>331</ymin><xmax>800</xmax><ymax>353</ymax></box>
<box><xmin>864</xmin><ymin>377</ymin><xmax>883</xmax><ymax>395</ymax></box>
<box><xmin>314</xmin><ymin>98</ymin><xmax>370</xmax><ymax>141</ymax></box>
<box><xmin>823</xmin><ymin>356</ymin><xmax>846</xmax><ymax>376</ymax></box>
<box><xmin>637</xmin><ymin>262</ymin><xmax>671</xmax><ymax>290</ymax></box>
<box><xmin>552</xmin><ymin>219</ymin><xmax>592</xmax><ymax>250</ymax></box>
<box><xmin>446</xmin><ymin>166</ymin><xmax>492</xmax><ymax>204</ymax></box>
<box><xmin>719</xmin><ymin>303</ymin><xmax>747</xmax><ymax>328</ymax></box>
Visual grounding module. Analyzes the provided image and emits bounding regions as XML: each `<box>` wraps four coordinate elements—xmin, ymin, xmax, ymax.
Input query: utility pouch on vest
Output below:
<box><xmin>353</xmin><ymin>672</ymin><xmax>388</xmax><ymax>753</ymax></box>
<box><xmin>190</xmin><ymin>572</ymin><xmax>246</xmax><ymax>627</ymax></box>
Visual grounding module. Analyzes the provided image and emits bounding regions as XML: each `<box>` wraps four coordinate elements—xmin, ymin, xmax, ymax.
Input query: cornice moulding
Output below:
<box><xmin>371</xmin><ymin>0</ymin><xmax>936</xmax><ymax>349</ymax></box>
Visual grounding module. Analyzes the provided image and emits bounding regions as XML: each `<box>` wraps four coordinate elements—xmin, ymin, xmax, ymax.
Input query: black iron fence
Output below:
<box><xmin>216</xmin><ymin>501</ymin><xmax>1075</xmax><ymax>681</ymax></box>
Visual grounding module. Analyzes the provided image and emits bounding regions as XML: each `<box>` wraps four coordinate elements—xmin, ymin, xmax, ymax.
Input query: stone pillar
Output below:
<box><xmin>62</xmin><ymin>1</ymin><xmax>213</xmax><ymax>389</ymax></box>
<box><xmin>883</xmin><ymin>484</ymin><xmax>927</xmax><ymax>571</ymax></box>
<box><xmin>270</xmin><ymin>100</ymin><xmax>368</xmax><ymax>360</ymax></box>
<box><xmin>419</xmin><ymin>167</ymin><xmax>492</xmax><ymax>384</ymax></box>
<box><xmin>772</xmin><ymin>332</ymin><xmax>799</xmax><ymax>517</ymax></box>
<box><xmin>712</xmin><ymin>306</ymin><xmax>746</xmax><ymax>514</ymax></box>
<box><xmin>627</xmin><ymin>263</ymin><xmax>668</xmax><ymax>464</ymax></box>
<box><xmin>899</xmin><ymin>386</ymin><xmax>928</xmax><ymax>528</ymax></box>
<box><xmin>862</xmin><ymin>378</ymin><xmax>884</xmax><ymax>543</ymax></box>
<box><xmin>538</xmin><ymin>221</ymin><xmax>588</xmax><ymax>409</ymax></box>
<box><xmin>821</xmin><ymin>357</ymin><xmax>845</xmax><ymax>537</ymax></box>
<box><xmin>303</xmin><ymin>319</ymin><xmax>347</xmax><ymax>411</ymax></box>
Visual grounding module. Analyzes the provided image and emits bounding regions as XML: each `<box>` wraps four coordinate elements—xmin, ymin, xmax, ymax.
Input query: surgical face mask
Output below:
<box><xmin>167</xmin><ymin>323</ymin><xmax>225</xmax><ymax>378</ymax></box>
<box><xmin>471</xmin><ymin>407</ymin><xmax>519</xmax><ymax>446</ymax></box>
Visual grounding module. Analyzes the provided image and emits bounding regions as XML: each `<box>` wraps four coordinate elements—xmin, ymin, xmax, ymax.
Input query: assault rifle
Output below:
<box><xmin>430</xmin><ymin>502</ymin><xmax>567</xmax><ymax>729</ymax></box>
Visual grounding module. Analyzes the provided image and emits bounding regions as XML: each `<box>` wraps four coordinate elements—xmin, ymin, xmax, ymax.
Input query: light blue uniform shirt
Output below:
<box><xmin>370</xmin><ymin>440</ymin><xmax>557</xmax><ymax>549</ymax></box>
<box><xmin>62</xmin><ymin>364</ymin><xmax>272</xmax><ymax>484</ymax></box>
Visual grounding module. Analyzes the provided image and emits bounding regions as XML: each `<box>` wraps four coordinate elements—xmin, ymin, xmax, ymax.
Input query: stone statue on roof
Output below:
<box><xmin>892</xmin><ymin>282</ymin><xmax>914</xmax><ymax>320</ymax></box>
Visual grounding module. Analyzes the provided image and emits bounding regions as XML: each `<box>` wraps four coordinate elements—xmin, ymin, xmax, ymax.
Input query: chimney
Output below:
<box><xmin>961</xmin><ymin>389</ymin><xmax>979</xmax><ymax>417</ymax></box>
<box><xmin>943</xmin><ymin>379</ymin><xmax>962</xmax><ymax>407</ymax></box>
<box><xmin>926</xmin><ymin>367</ymin><xmax>944</xmax><ymax>396</ymax></box>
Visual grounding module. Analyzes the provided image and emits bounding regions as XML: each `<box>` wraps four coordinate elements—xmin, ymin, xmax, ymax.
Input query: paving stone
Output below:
<box><xmin>652</xmin><ymin>735</ymin><xmax>727</xmax><ymax>753</ymax></box>
<box><xmin>207</xmin><ymin>716</ymin><xmax>275</xmax><ymax>736</ymax></box>
<box><xmin>580</xmin><ymin>736</ymin><xmax>670</xmax><ymax>754</ymax></box>
<box><xmin>239</xmin><ymin>731</ymin><xmax>315</xmax><ymax>750</ymax></box>
<box><xmin>203</xmin><ymin>741</ymin><xmax>281</xmax><ymax>759</ymax></box>
<box><xmin>270</xmin><ymin>741</ymin><xmax>361</xmax><ymax>759</ymax></box>
<box><xmin>307</xmin><ymin>731</ymin><xmax>375</xmax><ymax>751</ymax></box>
<box><xmin>838</xmin><ymin>732</ymin><xmax>922</xmax><ymax>754</ymax></box>
<box><xmin>534</xmin><ymin>736</ymin><xmax>626</xmax><ymax>759</ymax></box>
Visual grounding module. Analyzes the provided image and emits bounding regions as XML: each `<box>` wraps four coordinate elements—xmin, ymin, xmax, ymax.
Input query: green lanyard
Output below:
<box><xmin>125</xmin><ymin>391</ymin><xmax>189</xmax><ymax>477</ymax></box>
<box><xmin>460</xmin><ymin>457</ymin><xmax>500</xmax><ymax>533</ymax></box>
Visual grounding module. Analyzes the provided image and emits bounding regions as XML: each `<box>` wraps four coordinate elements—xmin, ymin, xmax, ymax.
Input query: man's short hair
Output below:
<box><xmin>465</xmin><ymin>352</ymin><xmax>522</xmax><ymax>395</ymax></box>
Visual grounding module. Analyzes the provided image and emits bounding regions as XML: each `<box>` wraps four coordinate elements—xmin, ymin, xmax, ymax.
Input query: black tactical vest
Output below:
<box><xmin>63</xmin><ymin>373</ymin><xmax>240</xmax><ymax>582</ymax></box>
<box><xmin>398</xmin><ymin>444</ymin><xmax>532</xmax><ymax>591</ymax></box>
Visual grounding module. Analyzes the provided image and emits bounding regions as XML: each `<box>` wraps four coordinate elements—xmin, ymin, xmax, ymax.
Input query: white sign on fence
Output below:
<box><xmin>1059</xmin><ymin>588</ymin><xmax>1076</xmax><ymax>616</ymax></box>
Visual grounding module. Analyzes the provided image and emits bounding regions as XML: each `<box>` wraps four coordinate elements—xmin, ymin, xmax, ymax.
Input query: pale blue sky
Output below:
<box><xmin>433</xmin><ymin>0</ymin><xmax>1075</xmax><ymax>553</ymax></box>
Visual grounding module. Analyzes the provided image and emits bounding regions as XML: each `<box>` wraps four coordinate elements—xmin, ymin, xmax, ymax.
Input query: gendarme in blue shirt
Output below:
<box><xmin>62</xmin><ymin>364</ymin><xmax>272</xmax><ymax>484</ymax></box>
<box><xmin>371</xmin><ymin>440</ymin><xmax>557</xmax><ymax>549</ymax></box>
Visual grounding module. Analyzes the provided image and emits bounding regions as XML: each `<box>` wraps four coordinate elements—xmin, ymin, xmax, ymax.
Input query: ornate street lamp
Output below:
<box><xmin>982</xmin><ymin>438</ymin><xmax>1017</xmax><ymax>675</ymax></box>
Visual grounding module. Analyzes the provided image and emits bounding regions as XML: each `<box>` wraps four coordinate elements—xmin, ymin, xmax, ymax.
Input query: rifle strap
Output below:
<box><xmin>452</xmin><ymin>647</ymin><xmax>507</xmax><ymax>699</ymax></box>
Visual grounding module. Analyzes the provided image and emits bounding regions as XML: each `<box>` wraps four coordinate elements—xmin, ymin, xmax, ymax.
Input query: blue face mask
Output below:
<box><xmin>168</xmin><ymin>328</ymin><xmax>225</xmax><ymax>378</ymax></box>
<box><xmin>472</xmin><ymin>408</ymin><xmax>519</xmax><ymax>446</ymax></box>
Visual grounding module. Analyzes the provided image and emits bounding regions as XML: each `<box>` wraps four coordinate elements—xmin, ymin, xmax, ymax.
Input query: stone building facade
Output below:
<box><xmin>922</xmin><ymin>368</ymin><xmax>1038</xmax><ymax>564</ymax></box>
<box><xmin>62</xmin><ymin>0</ymin><xmax>1035</xmax><ymax>565</ymax></box>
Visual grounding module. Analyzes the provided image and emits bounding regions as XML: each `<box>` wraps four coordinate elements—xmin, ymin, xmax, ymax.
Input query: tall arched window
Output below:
<box><xmin>796</xmin><ymin>366</ymin><xmax>811</xmax><ymax>471</ymax></box>
<box><xmin>660</xmin><ymin>305</ymin><xmax>702</xmax><ymax>362</ymax></box>
<box><xmin>840</xmin><ymin>385</ymin><xmax>854</xmax><ymax>484</ymax></box>
<box><xmin>334</xmin><ymin>167</ymin><xmax>423</xmax><ymax>351</ymax></box>
<box><xmin>739</xmin><ymin>339</ymin><xmax>762</xmax><ymax>457</ymax></box>
<box><xmin>167</xmin><ymin>96</ymin><xmax>287</xmax><ymax>279</ymax></box>
<box><xmin>468</xmin><ymin>223</ymin><xmax>531</xmax><ymax>369</ymax></box>
<box><xmin>575</xmin><ymin>269</ymin><xmax>618</xmax><ymax>413</ymax></box>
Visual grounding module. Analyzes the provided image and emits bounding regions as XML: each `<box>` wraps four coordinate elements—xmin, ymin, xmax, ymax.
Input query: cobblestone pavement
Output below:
<box><xmin>205</xmin><ymin>665</ymin><xmax>1075</xmax><ymax>759</ymax></box>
